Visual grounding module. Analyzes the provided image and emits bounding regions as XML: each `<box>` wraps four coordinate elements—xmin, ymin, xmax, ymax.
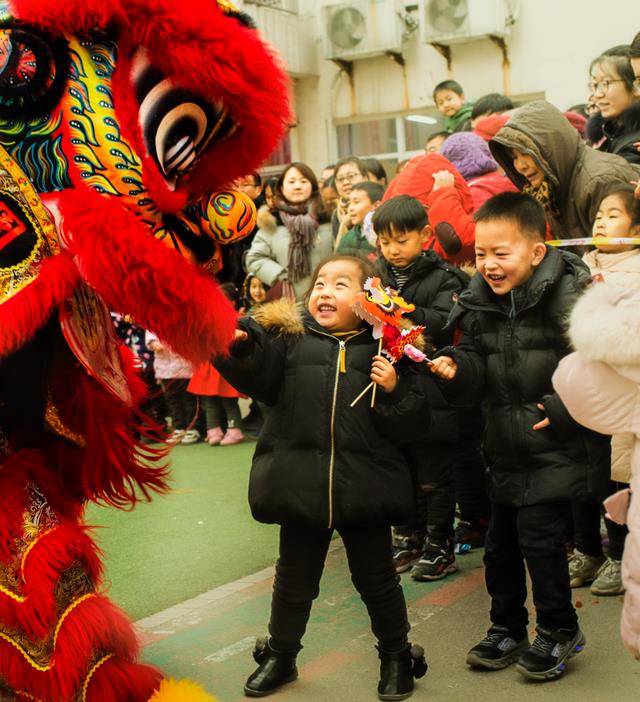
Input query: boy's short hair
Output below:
<box><xmin>474</xmin><ymin>192</ymin><xmax>546</xmax><ymax>241</ymax></box>
<box><xmin>632</xmin><ymin>32</ymin><xmax>640</xmax><ymax>58</ymax></box>
<box><xmin>350</xmin><ymin>181</ymin><xmax>385</xmax><ymax>203</ymax></box>
<box><xmin>433</xmin><ymin>80</ymin><xmax>464</xmax><ymax>99</ymax></box>
<box><xmin>372</xmin><ymin>195</ymin><xmax>428</xmax><ymax>237</ymax></box>
<box><xmin>471</xmin><ymin>93</ymin><xmax>514</xmax><ymax>120</ymax></box>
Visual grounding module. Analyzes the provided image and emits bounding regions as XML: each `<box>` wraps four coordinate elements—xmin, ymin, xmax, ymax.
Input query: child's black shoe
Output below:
<box><xmin>516</xmin><ymin>626</ymin><xmax>585</xmax><ymax>681</ymax></box>
<box><xmin>244</xmin><ymin>637</ymin><xmax>299</xmax><ymax>697</ymax></box>
<box><xmin>466</xmin><ymin>625</ymin><xmax>530</xmax><ymax>670</ymax></box>
<box><xmin>377</xmin><ymin>643</ymin><xmax>428</xmax><ymax>701</ymax></box>
<box><xmin>410</xmin><ymin>539</ymin><xmax>457</xmax><ymax>581</ymax></box>
<box><xmin>392</xmin><ymin>532</ymin><xmax>424</xmax><ymax>574</ymax></box>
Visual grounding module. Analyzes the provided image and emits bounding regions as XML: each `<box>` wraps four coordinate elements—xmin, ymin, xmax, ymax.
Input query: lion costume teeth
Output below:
<box><xmin>0</xmin><ymin>1</ymin><xmax>290</xmax><ymax>699</ymax></box>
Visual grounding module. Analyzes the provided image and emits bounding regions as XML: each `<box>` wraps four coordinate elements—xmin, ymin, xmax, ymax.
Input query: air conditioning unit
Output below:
<box><xmin>243</xmin><ymin>0</ymin><xmax>299</xmax><ymax>13</ymax></box>
<box><xmin>322</xmin><ymin>0</ymin><xmax>406</xmax><ymax>62</ymax></box>
<box><xmin>419</xmin><ymin>0</ymin><xmax>513</xmax><ymax>45</ymax></box>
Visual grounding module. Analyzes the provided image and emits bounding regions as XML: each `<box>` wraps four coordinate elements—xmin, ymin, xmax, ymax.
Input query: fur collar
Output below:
<box><xmin>256</xmin><ymin>205</ymin><xmax>279</xmax><ymax>234</ymax></box>
<box><xmin>569</xmin><ymin>282</ymin><xmax>640</xmax><ymax>366</ymax></box>
<box><xmin>250</xmin><ymin>298</ymin><xmax>305</xmax><ymax>335</ymax></box>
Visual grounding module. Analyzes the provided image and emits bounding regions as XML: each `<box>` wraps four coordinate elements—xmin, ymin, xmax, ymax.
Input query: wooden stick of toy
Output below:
<box><xmin>370</xmin><ymin>337</ymin><xmax>383</xmax><ymax>408</ymax></box>
<box><xmin>350</xmin><ymin>381</ymin><xmax>374</xmax><ymax>408</ymax></box>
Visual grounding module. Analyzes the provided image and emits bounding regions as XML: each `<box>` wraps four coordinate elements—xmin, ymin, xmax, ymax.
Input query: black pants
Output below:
<box><xmin>269</xmin><ymin>524</ymin><xmax>410</xmax><ymax>652</ymax></box>
<box><xmin>572</xmin><ymin>481</ymin><xmax>629</xmax><ymax>561</ymax></box>
<box><xmin>395</xmin><ymin>443</ymin><xmax>456</xmax><ymax>545</ymax></box>
<box><xmin>160</xmin><ymin>379</ymin><xmax>197</xmax><ymax>431</ymax></box>
<box><xmin>454</xmin><ymin>409</ymin><xmax>490</xmax><ymax>523</ymax></box>
<box><xmin>202</xmin><ymin>396</ymin><xmax>242</xmax><ymax>430</ymax></box>
<box><xmin>484</xmin><ymin>501</ymin><xmax>577</xmax><ymax>639</ymax></box>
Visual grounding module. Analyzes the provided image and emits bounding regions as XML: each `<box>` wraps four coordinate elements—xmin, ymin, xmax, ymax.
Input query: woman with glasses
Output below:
<box><xmin>587</xmin><ymin>46</ymin><xmax>640</xmax><ymax>164</ymax></box>
<box><xmin>331</xmin><ymin>156</ymin><xmax>370</xmax><ymax>242</ymax></box>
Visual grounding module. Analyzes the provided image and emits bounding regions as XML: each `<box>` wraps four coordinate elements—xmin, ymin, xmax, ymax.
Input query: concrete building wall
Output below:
<box><xmin>242</xmin><ymin>0</ymin><xmax>638</xmax><ymax>173</ymax></box>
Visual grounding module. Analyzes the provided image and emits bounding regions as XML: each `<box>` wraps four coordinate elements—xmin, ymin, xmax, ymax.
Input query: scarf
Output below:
<box><xmin>276</xmin><ymin>197</ymin><xmax>320</xmax><ymax>284</ymax></box>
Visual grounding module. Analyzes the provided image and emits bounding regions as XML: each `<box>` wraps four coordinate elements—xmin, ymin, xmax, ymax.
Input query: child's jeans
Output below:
<box><xmin>269</xmin><ymin>524</ymin><xmax>410</xmax><ymax>652</ymax></box>
<box><xmin>484</xmin><ymin>500</ymin><xmax>578</xmax><ymax>639</ymax></box>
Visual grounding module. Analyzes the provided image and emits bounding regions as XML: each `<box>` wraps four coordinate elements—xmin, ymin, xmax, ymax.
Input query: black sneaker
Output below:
<box><xmin>516</xmin><ymin>626</ymin><xmax>586</xmax><ymax>681</ymax></box>
<box><xmin>410</xmin><ymin>540</ymin><xmax>457</xmax><ymax>581</ymax></box>
<box><xmin>466</xmin><ymin>626</ymin><xmax>530</xmax><ymax>670</ymax></box>
<box><xmin>454</xmin><ymin>518</ymin><xmax>489</xmax><ymax>551</ymax></box>
<box><xmin>392</xmin><ymin>533</ymin><xmax>423</xmax><ymax>574</ymax></box>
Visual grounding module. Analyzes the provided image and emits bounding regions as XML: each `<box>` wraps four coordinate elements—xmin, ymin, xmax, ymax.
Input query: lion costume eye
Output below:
<box><xmin>0</xmin><ymin>25</ymin><xmax>68</xmax><ymax>119</ymax></box>
<box><xmin>133</xmin><ymin>51</ymin><xmax>236</xmax><ymax>184</ymax></box>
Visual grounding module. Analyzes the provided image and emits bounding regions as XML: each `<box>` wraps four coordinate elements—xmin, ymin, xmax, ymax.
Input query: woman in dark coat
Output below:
<box><xmin>588</xmin><ymin>48</ymin><xmax>640</xmax><ymax>164</ymax></box>
<box><xmin>490</xmin><ymin>100</ymin><xmax>640</xmax><ymax>240</ymax></box>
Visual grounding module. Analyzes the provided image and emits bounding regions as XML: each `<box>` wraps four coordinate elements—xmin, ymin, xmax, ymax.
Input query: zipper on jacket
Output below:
<box><xmin>309</xmin><ymin>327</ymin><xmax>367</xmax><ymax>529</ymax></box>
<box><xmin>339</xmin><ymin>343</ymin><xmax>346</xmax><ymax>373</ymax></box>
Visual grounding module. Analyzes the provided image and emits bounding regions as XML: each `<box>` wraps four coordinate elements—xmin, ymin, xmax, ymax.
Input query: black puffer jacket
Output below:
<box><xmin>378</xmin><ymin>251</ymin><xmax>469</xmax><ymax>444</ymax></box>
<box><xmin>214</xmin><ymin>300</ymin><xmax>429</xmax><ymax>529</ymax></box>
<box><xmin>438</xmin><ymin>247</ymin><xmax>610</xmax><ymax>506</ymax></box>
<box><xmin>600</xmin><ymin>102</ymin><xmax>640</xmax><ymax>165</ymax></box>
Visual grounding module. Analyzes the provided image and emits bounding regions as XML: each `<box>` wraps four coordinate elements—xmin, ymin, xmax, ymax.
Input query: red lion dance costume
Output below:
<box><xmin>0</xmin><ymin>0</ymin><xmax>290</xmax><ymax>699</ymax></box>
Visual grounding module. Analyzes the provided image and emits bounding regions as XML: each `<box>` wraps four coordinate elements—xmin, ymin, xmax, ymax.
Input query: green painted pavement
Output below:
<box><xmin>88</xmin><ymin>443</ymin><xmax>640</xmax><ymax>701</ymax></box>
<box><xmin>86</xmin><ymin>440</ymin><xmax>278</xmax><ymax>619</ymax></box>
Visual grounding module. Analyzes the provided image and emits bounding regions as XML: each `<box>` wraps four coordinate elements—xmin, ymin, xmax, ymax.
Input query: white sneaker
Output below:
<box><xmin>167</xmin><ymin>429</ymin><xmax>186</xmax><ymax>445</ymax></box>
<box><xmin>181</xmin><ymin>429</ymin><xmax>201</xmax><ymax>445</ymax></box>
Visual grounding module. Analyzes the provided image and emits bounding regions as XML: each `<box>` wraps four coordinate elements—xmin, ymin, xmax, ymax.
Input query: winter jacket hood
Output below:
<box><xmin>384</xmin><ymin>154</ymin><xmax>476</xmax><ymax>264</ymax></box>
<box><xmin>568</xmin><ymin>282</ymin><xmax>640</xmax><ymax>373</ymax></box>
<box><xmin>490</xmin><ymin>101</ymin><xmax>640</xmax><ymax>238</ymax></box>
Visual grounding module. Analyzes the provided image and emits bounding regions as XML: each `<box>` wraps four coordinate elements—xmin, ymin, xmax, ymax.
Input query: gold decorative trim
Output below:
<box><xmin>0</xmin><ymin>593</ymin><xmax>96</xmax><ymax>671</ymax></box>
<box><xmin>44</xmin><ymin>394</ymin><xmax>86</xmax><ymax>448</ymax></box>
<box><xmin>81</xmin><ymin>654</ymin><xmax>114</xmax><ymax>702</ymax></box>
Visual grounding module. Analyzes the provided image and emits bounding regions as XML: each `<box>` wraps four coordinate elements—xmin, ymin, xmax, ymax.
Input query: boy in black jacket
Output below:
<box><xmin>375</xmin><ymin>195</ymin><xmax>468</xmax><ymax>581</ymax></box>
<box><xmin>431</xmin><ymin>193</ymin><xmax>610</xmax><ymax>681</ymax></box>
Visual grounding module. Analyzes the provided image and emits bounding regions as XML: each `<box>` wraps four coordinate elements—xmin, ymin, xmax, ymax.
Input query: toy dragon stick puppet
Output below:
<box><xmin>351</xmin><ymin>277</ymin><xmax>430</xmax><ymax>407</ymax></box>
<box><xmin>0</xmin><ymin>0</ymin><xmax>290</xmax><ymax>700</ymax></box>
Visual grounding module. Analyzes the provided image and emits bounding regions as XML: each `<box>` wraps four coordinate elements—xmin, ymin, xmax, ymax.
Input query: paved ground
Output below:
<box><xmin>137</xmin><ymin>541</ymin><xmax>639</xmax><ymax>702</ymax></box>
<box><xmin>90</xmin><ymin>443</ymin><xmax>639</xmax><ymax>700</ymax></box>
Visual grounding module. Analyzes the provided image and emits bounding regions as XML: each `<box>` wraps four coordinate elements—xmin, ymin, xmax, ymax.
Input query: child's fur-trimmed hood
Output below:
<box><xmin>250</xmin><ymin>298</ymin><xmax>305</xmax><ymax>335</ymax></box>
<box><xmin>569</xmin><ymin>282</ymin><xmax>640</xmax><ymax>367</ymax></box>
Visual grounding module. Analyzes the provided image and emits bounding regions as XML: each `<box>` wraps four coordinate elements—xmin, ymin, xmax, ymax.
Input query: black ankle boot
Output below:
<box><xmin>244</xmin><ymin>637</ymin><xmax>299</xmax><ymax>697</ymax></box>
<box><xmin>377</xmin><ymin>643</ymin><xmax>428</xmax><ymax>701</ymax></box>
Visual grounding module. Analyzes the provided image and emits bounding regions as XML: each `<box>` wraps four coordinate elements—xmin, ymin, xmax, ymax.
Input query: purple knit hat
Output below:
<box><xmin>440</xmin><ymin>132</ymin><xmax>498</xmax><ymax>180</ymax></box>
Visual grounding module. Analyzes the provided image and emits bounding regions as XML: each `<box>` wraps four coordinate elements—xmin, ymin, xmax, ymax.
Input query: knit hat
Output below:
<box><xmin>440</xmin><ymin>132</ymin><xmax>498</xmax><ymax>180</ymax></box>
<box><xmin>473</xmin><ymin>113</ymin><xmax>510</xmax><ymax>141</ymax></box>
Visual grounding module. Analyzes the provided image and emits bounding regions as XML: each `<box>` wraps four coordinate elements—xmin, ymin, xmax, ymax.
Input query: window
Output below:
<box><xmin>262</xmin><ymin>132</ymin><xmax>293</xmax><ymax>175</ymax></box>
<box><xmin>335</xmin><ymin>109</ymin><xmax>444</xmax><ymax>173</ymax></box>
<box><xmin>336</xmin><ymin>118</ymin><xmax>398</xmax><ymax>158</ymax></box>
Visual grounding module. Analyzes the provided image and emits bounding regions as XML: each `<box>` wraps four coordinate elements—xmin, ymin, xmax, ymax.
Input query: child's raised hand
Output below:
<box><xmin>532</xmin><ymin>403</ymin><xmax>551</xmax><ymax>431</ymax></box>
<box><xmin>233</xmin><ymin>329</ymin><xmax>249</xmax><ymax>344</ymax></box>
<box><xmin>432</xmin><ymin>170</ymin><xmax>455</xmax><ymax>191</ymax></box>
<box><xmin>370</xmin><ymin>355</ymin><xmax>397</xmax><ymax>393</ymax></box>
<box><xmin>430</xmin><ymin>356</ymin><xmax>457</xmax><ymax>381</ymax></box>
